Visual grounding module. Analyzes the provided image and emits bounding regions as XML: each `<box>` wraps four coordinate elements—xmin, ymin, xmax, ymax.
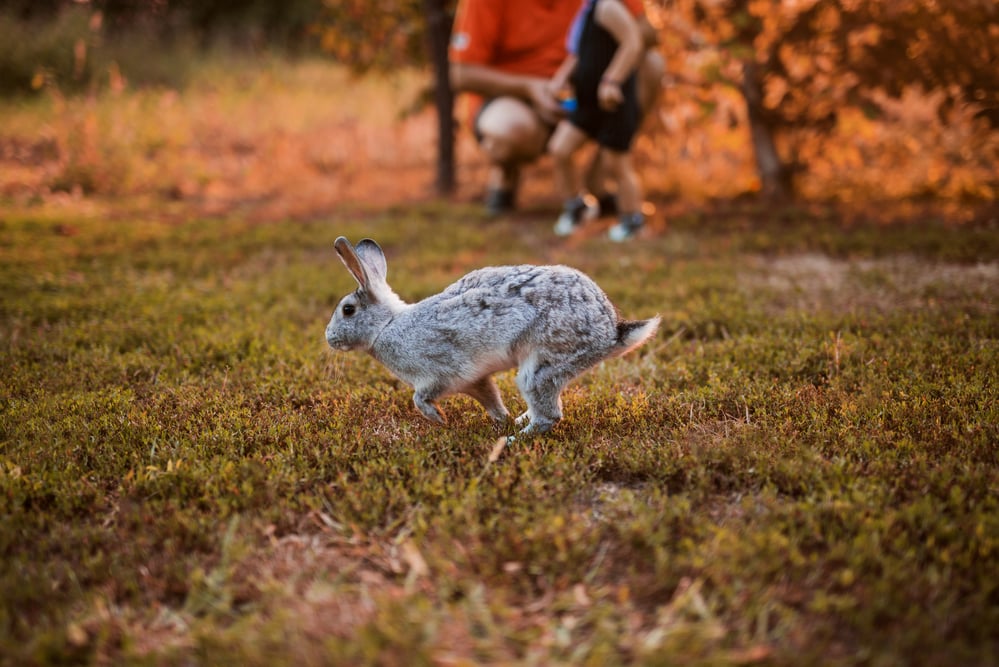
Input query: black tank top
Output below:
<box><xmin>570</xmin><ymin>0</ymin><xmax>637</xmax><ymax>101</ymax></box>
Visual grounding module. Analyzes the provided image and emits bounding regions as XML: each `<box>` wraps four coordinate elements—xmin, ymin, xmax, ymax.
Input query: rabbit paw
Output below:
<box><xmin>514</xmin><ymin>411</ymin><xmax>558</xmax><ymax>435</ymax></box>
<box><xmin>517</xmin><ymin>415</ymin><xmax>558</xmax><ymax>436</ymax></box>
<box><xmin>413</xmin><ymin>392</ymin><xmax>446</xmax><ymax>424</ymax></box>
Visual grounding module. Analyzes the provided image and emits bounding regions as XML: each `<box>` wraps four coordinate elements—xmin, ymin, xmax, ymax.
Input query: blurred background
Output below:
<box><xmin>0</xmin><ymin>0</ymin><xmax>996</xmax><ymax>222</ymax></box>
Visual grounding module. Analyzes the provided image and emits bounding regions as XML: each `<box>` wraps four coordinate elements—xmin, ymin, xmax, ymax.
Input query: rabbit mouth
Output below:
<box><xmin>327</xmin><ymin>336</ymin><xmax>365</xmax><ymax>352</ymax></box>
<box><xmin>325</xmin><ymin>335</ymin><xmax>348</xmax><ymax>350</ymax></box>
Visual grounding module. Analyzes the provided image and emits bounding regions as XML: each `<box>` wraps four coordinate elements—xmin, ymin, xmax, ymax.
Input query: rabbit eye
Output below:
<box><xmin>342</xmin><ymin>303</ymin><xmax>356</xmax><ymax>317</ymax></box>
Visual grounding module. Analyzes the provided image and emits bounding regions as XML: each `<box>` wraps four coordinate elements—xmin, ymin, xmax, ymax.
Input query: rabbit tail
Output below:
<box><xmin>614</xmin><ymin>316</ymin><xmax>661</xmax><ymax>357</ymax></box>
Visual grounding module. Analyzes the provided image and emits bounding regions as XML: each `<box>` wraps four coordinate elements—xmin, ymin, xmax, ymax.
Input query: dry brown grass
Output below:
<box><xmin>0</xmin><ymin>61</ymin><xmax>492</xmax><ymax>221</ymax></box>
<box><xmin>2</xmin><ymin>55</ymin><xmax>994</xmax><ymax>230</ymax></box>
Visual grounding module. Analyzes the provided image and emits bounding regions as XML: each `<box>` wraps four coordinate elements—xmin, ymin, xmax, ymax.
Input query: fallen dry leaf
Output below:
<box><xmin>488</xmin><ymin>437</ymin><xmax>508</xmax><ymax>463</ymax></box>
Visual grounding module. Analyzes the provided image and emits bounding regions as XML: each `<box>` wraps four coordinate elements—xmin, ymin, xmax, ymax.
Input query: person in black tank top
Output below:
<box><xmin>548</xmin><ymin>0</ymin><xmax>647</xmax><ymax>241</ymax></box>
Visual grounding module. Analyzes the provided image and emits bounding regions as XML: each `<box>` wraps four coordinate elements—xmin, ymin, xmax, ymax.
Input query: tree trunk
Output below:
<box><xmin>423</xmin><ymin>0</ymin><xmax>455</xmax><ymax>195</ymax></box>
<box><xmin>740</xmin><ymin>60</ymin><xmax>791</xmax><ymax>200</ymax></box>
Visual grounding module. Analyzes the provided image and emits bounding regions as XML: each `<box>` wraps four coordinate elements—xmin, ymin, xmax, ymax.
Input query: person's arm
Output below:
<box><xmin>450</xmin><ymin>62</ymin><xmax>564</xmax><ymax>123</ymax></box>
<box><xmin>450</xmin><ymin>62</ymin><xmax>530</xmax><ymax>99</ymax></box>
<box><xmin>548</xmin><ymin>54</ymin><xmax>578</xmax><ymax>98</ymax></box>
<box><xmin>594</xmin><ymin>0</ymin><xmax>644</xmax><ymax>111</ymax></box>
<box><xmin>619</xmin><ymin>0</ymin><xmax>659</xmax><ymax>50</ymax></box>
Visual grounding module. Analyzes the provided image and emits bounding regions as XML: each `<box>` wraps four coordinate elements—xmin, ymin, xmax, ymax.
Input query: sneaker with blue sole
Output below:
<box><xmin>607</xmin><ymin>212</ymin><xmax>644</xmax><ymax>242</ymax></box>
<box><xmin>554</xmin><ymin>195</ymin><xmax>598</xmax><ymax>236</ymax></box>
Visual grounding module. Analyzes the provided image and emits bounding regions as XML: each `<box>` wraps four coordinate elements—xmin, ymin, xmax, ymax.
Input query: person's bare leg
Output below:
<box><xmin>476</xmin><ymin>97</ymin><xmax>552</xmax><ymax>212</ymax></box>
<box><xmin>477</xmin><ymin>97</ymin><xmax>552</xmax><ymax>164</ymax></box>
<box><xmin>602</xmin><ymin>149</ymin><xmax>645</xmax><ymax>241</ymax></box>
<box><xmin>548</xmin><ymin>122</ymin><xmax>595</xmax><ymax>235</ymax></box>
<box><xmin>601</xmin><ymin>149</ymin><xmax>641</xmax><ymax>214</ymax></box>
<box><xmin>583</xmin><ymin>148</ymin><xmax>606</xmax><ymax>198</ymax></box>
<box><xmin>548</xmin><ymin>121</ymin><xmax>589</xmax><ymax>201</ymax></box>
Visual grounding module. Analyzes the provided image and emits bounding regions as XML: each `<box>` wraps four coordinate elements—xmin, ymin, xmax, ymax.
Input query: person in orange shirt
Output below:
<box><xmin>449</xmin><ymin>0</ymin><xmax>662</xmax><ymax>216</ymax></box>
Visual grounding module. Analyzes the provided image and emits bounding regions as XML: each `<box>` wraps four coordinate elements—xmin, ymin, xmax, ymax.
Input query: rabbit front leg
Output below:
<box><xmin>413</xmin><ymin>384</ymin><xmax>447</xmax><ymax>424</ymax></box>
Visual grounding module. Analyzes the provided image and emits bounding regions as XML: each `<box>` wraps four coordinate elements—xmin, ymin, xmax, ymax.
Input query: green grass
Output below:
<box><xmin>1</xmin><ymin>204</ymin><xmax>997</xmax><ymax>665</ymax></box>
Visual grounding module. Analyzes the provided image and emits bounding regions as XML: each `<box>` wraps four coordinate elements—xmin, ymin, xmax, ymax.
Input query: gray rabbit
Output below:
<box><xmin>325</xmin><ymin>237</ymin><xmax>659</xmax><ymax>436</ymax></box>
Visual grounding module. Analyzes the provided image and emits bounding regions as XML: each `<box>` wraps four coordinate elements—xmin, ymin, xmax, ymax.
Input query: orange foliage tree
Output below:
<box><xmin>660</xmin><ymin>0</ymin><xmax>998</xmax><ymax>199</ymax></box>
<box><xmin>311</xmin><ymin>0</ymin><xmax>997</xmax><ymax>202</ymax></box>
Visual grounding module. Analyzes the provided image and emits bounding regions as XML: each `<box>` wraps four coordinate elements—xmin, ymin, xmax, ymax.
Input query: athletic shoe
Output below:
<box><xmin>554</xmin><ymin>195</ymin><xmax>598</xmax><ymax>236</ymax></box>
<box><xmin>607</xmin><ymin>212</ymin><xmax>645</xmax><ymax>242</ymax></box>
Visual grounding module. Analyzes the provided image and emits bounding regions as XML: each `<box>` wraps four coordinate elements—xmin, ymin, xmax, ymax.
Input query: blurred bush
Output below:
<box><xmin>0</xmin><ymin>0</ymin><xmax>327</xmax><ymax>96</ymax></box>
<box><xmin>0</xmin><ymin>6</ymin><xmax>96</xmax><ymax>95</ymax></box>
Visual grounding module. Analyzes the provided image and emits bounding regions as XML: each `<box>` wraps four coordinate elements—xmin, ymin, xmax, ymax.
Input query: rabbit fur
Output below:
<box><xmin>325</xmin><ymin>237</ymin><xmax>660</xmax><ymax>435</ymax></box>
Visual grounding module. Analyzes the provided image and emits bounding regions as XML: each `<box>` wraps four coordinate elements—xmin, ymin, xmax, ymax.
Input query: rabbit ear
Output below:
<box><xmin>354</xmin><ymin>239</ymin><xmax>388</xmax><ymax>285</ymax></box>
<box><xmin>334</xmin><ymin>237</ymin><xmax>371</xmax><ymax>292</ymax></box>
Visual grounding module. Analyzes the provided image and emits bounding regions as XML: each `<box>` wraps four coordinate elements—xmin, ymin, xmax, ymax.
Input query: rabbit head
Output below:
<box><xmin>325</xmin><ymin>237</ymin><xmax>408</xmax><ymax>351</ymax></box>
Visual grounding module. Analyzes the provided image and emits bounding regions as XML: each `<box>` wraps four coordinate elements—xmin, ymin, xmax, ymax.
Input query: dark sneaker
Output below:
<box><xmin>554</xmin><ymin>195</ymin><xmax>598</xmax><ymax>236</ymax></box>
<box><xmin>484</xmin><ymin>188</ymin><xmax>516</xmax><ymax>217</ymax></box>
<box><xmin>608</xmin><ymin>212</ymin><xmax>645</xmax><ymax>242</ymax></box>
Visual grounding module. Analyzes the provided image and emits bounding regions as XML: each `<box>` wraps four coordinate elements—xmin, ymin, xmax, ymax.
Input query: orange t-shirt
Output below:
<box><xmin>449</xmin><ymin>0</ymin><xmax>645</xmax><ymax>78</ymax></box>
<box><xmin>451</xmin><ymin>0</ymin><xmax>579</xmax><ymax>78</ymax></box>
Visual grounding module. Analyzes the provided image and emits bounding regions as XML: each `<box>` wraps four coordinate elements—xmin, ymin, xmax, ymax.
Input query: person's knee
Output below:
<box><xmin>477</xmin><ymin>98</ymin><xmax>549</xmax><ymax>163</ymax></box>
<box><xmin>547</xmin><ymin>136</ymin><xmax>573</xmax><ymax>162</ymax></box>
<box><xmin>480</xmin><ymin>133</ymin><xmax>527</xmax><ymax>165</ymax></box>
<box><xmin>549</xmin><ymin>121</ymin><xmax>589</xmax><ymax>162</ymax></box>
<box><xmin>599</xmin><ymin>149</ymin><xmax>629</xmax><ymax>176</ymax></box>
<box><xmin>479</xmin><ymin>124</ymin><xmax>544</xmax><ymax>163</ymax></box>
<box><xmin>600</xmin><ymin>149</ymin><xmax>622</xmax><ymax>167</ymax></box>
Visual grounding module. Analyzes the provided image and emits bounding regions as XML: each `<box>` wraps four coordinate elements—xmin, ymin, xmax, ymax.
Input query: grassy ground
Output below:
<box><xmin>1</xmin><ymin>50</ymin><xmax>998</xmax><ymax>667</ymax></box>
<box><xmin>2</xmin><ymin>197</ymin><xmax>997</xmax><ymax>665</ymax></box>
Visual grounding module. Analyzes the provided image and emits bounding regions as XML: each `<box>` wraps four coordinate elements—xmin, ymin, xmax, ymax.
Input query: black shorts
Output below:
<box><xmin>568</xmin><ymin>78</ymin><xmax>640</xmax><ymax>153</ymax></box>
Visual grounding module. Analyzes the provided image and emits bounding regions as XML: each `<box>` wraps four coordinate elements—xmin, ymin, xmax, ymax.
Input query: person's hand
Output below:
<box><xmin>544</xmin><ymin>76</ymin><xmax>562</xmax><ymax>100</ymax></box>
<box><xmin>598</xmin><ymin>79</ymin><xmax>623</xmax><ymax>111</ymax></box>
<box><xmin>526</xmin><ymin>78</ymin><xmax>564</xmax><ymax>124</ymax></box>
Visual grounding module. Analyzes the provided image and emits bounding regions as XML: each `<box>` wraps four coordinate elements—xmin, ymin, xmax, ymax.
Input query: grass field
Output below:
<box><xmin>2</xmin><ymin>199</ymin><xmax>997</xmax><ymax>666</ymax></box>
<box><xmin>2</xmin><ymin>58</ymin><xmax>999</xmax><ymax>667</ymax></box>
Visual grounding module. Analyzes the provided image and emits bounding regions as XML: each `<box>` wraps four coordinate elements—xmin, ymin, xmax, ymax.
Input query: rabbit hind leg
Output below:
<box><xmin>515</xmin><ymin>357</ymin><xmax>570</xmax><ymax>435</ymax></box>
<box><xmin>517</xmin><ymin>350</ymin><xmax>608</xmax><ymax>434</ymax></box>
<box><xmin>462</xmin><ymin>375</ymin><xmax>510</xmax><ymax>424</ymax></box>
